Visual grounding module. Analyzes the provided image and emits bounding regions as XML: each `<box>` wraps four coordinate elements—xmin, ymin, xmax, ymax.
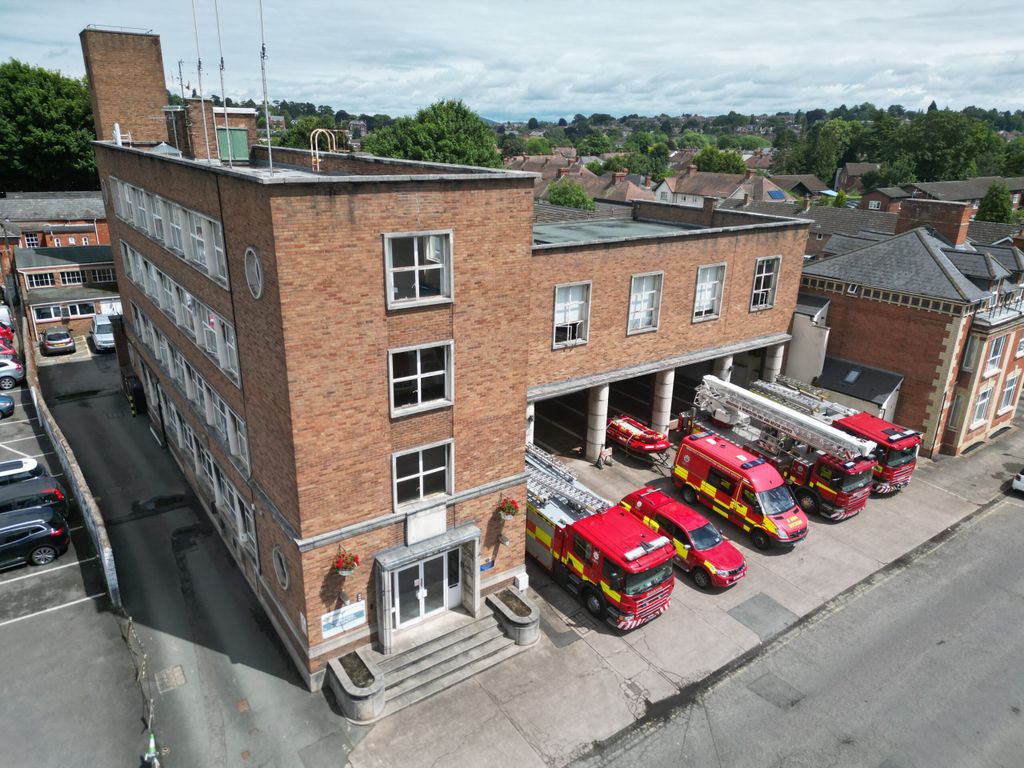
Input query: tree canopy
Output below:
<box><xmin>545</xmin><ymin>179</ymin><xmax>595</xmax><ymax>210</ymax></box>
<box><xmin>0</xmin><ymin>59</ymin><xmax>97</xmax><ymax>191</ymax></box>
<box><xmin>360</xmin><ymin>99</ymin><xmax>501</xmax><ymax>168</ymax></box>
<box><xmin>693</xmin><ymin>146</ymin><xmax>747</xmax><ymax>174</ymax></box>
<box><xmin>274</xmin><ymin>115</ymin><xmax>339</xmax><ymax>149</ymax></box>
<box><xmin>975</xmin><ymin>181</ymin><xmax>1015</xmax><ymax>224</ymax></box>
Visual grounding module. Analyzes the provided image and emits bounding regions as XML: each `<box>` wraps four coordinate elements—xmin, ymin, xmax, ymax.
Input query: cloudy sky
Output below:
<box><xmin>4</xmin><ymin>1</ymin><xmax>1023</xmax><ymax>121</ymax></box>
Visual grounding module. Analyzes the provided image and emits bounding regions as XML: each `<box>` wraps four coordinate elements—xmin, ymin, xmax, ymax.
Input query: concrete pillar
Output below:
<box><xmin>586</xmin><ymin>384</ymin><xmax>610</xmax><ymax>462</ymax></box>
<box><xmin>525</xmin><ymin>402</ymin><xmax>535</xmax><ymax>445</ymax></box>
<box><xmin>651</xmin><ymin>368</ymin><xmax>675</xmax><ymax>436</ymax></box>
<box><xmin>764</xmin><ymin>343</ymin><xmax>785</xmax><ymax>383</ymax></box>
<box><xmin>713</xmin><ymin>354</ymin><xmax>734</xmax><ymax>383</ymax></box>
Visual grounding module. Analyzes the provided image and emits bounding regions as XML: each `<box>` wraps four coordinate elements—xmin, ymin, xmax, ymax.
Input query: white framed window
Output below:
<box><xmin>962</xmin><ymin>335</ymin><xmax>979</xmax><ymax>371</ymax></box>
<box><xmin>133</xmin><ymin>188</ymin><xmax>148</xmax><ymax>233</ymax></box>
<box><xmin>628</xmin><ymin>272</ymin><xmax>662</xmax><ymax>334</ymax></box>
<box><xmin>159</xmin><ymin>274</ymin><xmax>175</xmax><ymax>314</ymax></box>
<box><xmin>868</xmin><ymin>200</ymin><xmax>881</xmax><ymax>210</ymax></box>
<box><xmin>228</xmin><ymin>411</ymin><xmax>250</xmax><ymax>472</ymax></box>
<box><xmin>34</xmin><ymin>305</ymin><xmax>61</xmax><ymax>321</ymax></box>
<box><xmin>66</xmin><ymin>303</ymin><xmax>95</xmax><ymax>318</ymax></box>
<box><xmin>27</xmin><ymin>273</ymin><xmax>55</xmax><ymax>288</ymax></box>
<box><xmin>199</xmin><ymin>305</ymin><xmax>218</xmax><ymax>357</ymax></box>
<box><xmin>24</xmin><ymin>233</ymin><xmax>39</xmax><ymax>248</ymax></box>
<box><xmin>82</xmin><ymin>236</ymin><xmax>89</xmax><ymax>246</ymax></box>
<box><xmin>693</xmin><ymin>263</ymin><xmax>726</xmax><ymax>321</ymax></box>
<box><xmin>999</xmin><ymin>371</ymin><xmax>1019</xmax><ymax>412</ymax></box>
<box><xmin>553</xmin><ymin>281</ymin><xmax>591</xmax><ymax>348</ymax></box>
<box><xmin>68</xmin><ymin>236</ymin><xmax>77</xmax><ymax>246</ymax></box>
<box><xmin>393</xmin><ymin>440</ymin><xmax>452</xmax><ymax>508</ymax></box>
<box><xmin>1017</xmin><ymin>337</ymin><xmax>1024</xmax><ymax>358</ymax></box>
<box><xmin>388</xmin><ymin>341</ymin><xmax>453</xmax><ymax>416</ymax></box>
<box><xmin>150</xmin><ymin>197</ymin><xmax>164</xmax><ymax>241</ymax></box>
<box><xmin>984</xmin><ymin>336</ymin><xmax>1006</xmax><ymax>375</ymax></box>
<box><xmin>218</xmin><ymin>321</ymin><xmax>239</xmax><ymax>379</ymax></box>
<box><xmin>750</xmin><ymin>257</ymin><xmax>780</xmax><ymax>311</ymax></box>
<box><xmin>188</xmin><ymin>212</ymin><xmax>207</xmax><ymax>267</ymax></box>
<box><xmin>168</xmin><ymin>204</ymin><xmax>185</xmax><ymax>253</ymax></box>
<box><xmin>384</xmin><ymin>231</ymin><xmax>453</xmax><ymax>308</ymax></box>
<box><xmin>971</xmin><ymin>385</ymin><xmax>993</xmax><ymax>427</ymax></box>
<box><xmin>946</xmin><ymin>393</ymin><xmax>963</xmax><ymax>432</ymax></box>
<box><xmin>91</xmin><ymin>268</ymin><xmax>116</xmax><ymax>283</ymax></box>
<box><xmin>175</xmin><ymin>286</ymin><xmax>196</xmax><ymax>337</ymax></box>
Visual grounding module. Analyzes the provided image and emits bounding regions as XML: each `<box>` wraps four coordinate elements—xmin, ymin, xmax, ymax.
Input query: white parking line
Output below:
<box><xmin>0</xmin><ymin>593</ymin><xmax>105</xmax><ymax>628</ymax></box>
<box><xmin>0</xmin><ymin>435</ymin><xmax>44</xmax><ymax>444</ymax></box>
<box><xmin>0</xmin><ymin>556</ymin><xmax>97</xmax><ymax>585</ymax></box>
<box><xmin>0</xmin><ymin>417</ymin><xmax>40</xmax><ymax>426</ymax></box>
<box><xmin>0</xmin><ymin>443</ymin><xmax>33</xmax><ymax>458</ymax></box>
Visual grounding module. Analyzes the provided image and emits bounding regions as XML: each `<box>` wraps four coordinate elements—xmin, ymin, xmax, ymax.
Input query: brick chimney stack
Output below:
<box><xmin>556</xmin><ymin>166</ymin><xmax>569</xmax><ymax>178</ymax></box>
<box><xmin>896</xmin><ymin>199</ymin><xmax>973</xmax><ymax>246</ymax></box>
<box><xmin>613</xmin><ymin>171</ymin><xmax>626</xmax><ymax>183</ymax></box>
<box><xmin>702</xmin><ymin>196</ymin><xmax>719</xmax><ymax>226</ymax></box>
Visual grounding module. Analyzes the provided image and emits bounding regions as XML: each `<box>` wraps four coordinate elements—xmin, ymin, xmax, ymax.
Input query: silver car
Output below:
<box><xmin>0</xmin><ymin>359</ymin><xmax>24</xmax><ymax>390</ymax></box>
<box><xmin>91</xmin><ymin>315</ymin><xmax>116</xmax><ymax>351</ymax></box>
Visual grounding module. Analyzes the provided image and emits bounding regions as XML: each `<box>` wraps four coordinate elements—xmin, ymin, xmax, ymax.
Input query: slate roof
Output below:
<box><xmin>972</xmin><ymin>243</ymin><xmax>1024</xmax><ymax>276</ymax></box>
<box><xmin>822</xmin><ymin>232</ymin><xmax>884</xmax><ymax>256</ymax></box>
<box><xmin>906</xmin><ymin>177</ymin><xmax>1002</xmax><ymax>201</ymax></box>
<box><xmin>771</xmin><ymin>175</ymin><xmax>829</xmax><ymax>194</ymax></box>
<box><xmin>802</xmin><ymin>228</ymin><xmax>988</xmax><ymax>303</ymax></box>
<box><xmin>0</xmin><ymin>192</ymin><xmax>106</xmax><ymax>222</ymax></box>
<box><xmin>718</xmin><ymin>199</ymin><xmax>899</xmax><ymax>237</ymax></box>
<box><xmin>795</xmin><ymin>292</ymin><xmax>830</xmax><ymax>316</ymax></box>
<box><xmin>874</xmin><ymin>186</ymin><xmax>911</xmax><ymax>199</ymax></box>
<box><xmin>817</xmin><ymin>356</ymin><xmax>903</xmax><ymax>406</ymax></box>
<box><xmin>943</xmin><ymin>250</ymin><xmax>1011</xmax><ymax>282</ymax></box>
<box><xmin>843</xmin><ymin>162</ymin><xmax>879</xmax><ymax>176</ymax></box>
<box><xmin>966</xmin><ymin>220</ymin><xmax>1020</xmax><ymax>245</ymax></box>
<box><xmin>25</xmin><ymin>285</ymin><xmax>121</xmax><ymax>306</ymax></box>
<box><xmin>14</xmin><ymin>246</ymin><xmax>114</xmax><ymax>270</ymax></box>
<box><xmin>578</xmin><ymin>173</ymin><xmax>656</xmax><ymax>204</ymax></box>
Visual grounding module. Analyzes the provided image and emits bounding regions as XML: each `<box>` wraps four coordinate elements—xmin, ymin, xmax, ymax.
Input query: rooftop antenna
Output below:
<box><xmin>259</xmin><ymin>0</ymin><xmax>274</xmax><ymax>174</ymax></box>
<box><xmin>190</xmin><ymin>0</ymin><xmax>215</xmax><ymax>162</ymax></box>
<box><xmin>177</xmin><ymin>60</ymin><xmax>187</xmax><ymax>102</ymax></box>
<box><xmin>212</xmin><ymin>0</ymin><xmax>232</xmax><ymax>167</ymax></box>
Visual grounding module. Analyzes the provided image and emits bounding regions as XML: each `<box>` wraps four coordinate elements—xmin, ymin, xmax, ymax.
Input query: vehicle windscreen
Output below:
<box><xmin>884</xmin><ymin>445</ymin><xmax>919</xmax><ymax>468</ymax></box>
<box><xmin>48</xmin><ymin>332</ymin><xmax>71</xmax><ymax>341</ymax></box>
<box><xmin>623</xmin><ymin>561</ymin><xmax>673</xmax><ymax>596</ymax></box>
<box><xmin>840</xmin><ymin>468</ymin><xmax>873</xmax><ymax>492</ymax></box>
<box><xmin>757</xmin><ymin>485</ymin><xmax>796</xmax><ymax>516</ymax></box>
<box><xmin>688</xmin><ymin>523</ymin><xmax>723</xmax><ymax>551</ymax></box>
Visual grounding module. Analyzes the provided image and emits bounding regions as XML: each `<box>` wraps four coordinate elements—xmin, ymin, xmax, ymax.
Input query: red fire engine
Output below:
<box><xmin>751</xmin><ymin>377</ymin><xmax>922</xmax><ymax>495</ymax></box>
<box><xmin>692</xmin><ymin>375</ymin><xmax>877</xmax><ymax>520</ymax></box>
<box><xmin>673</xmin><ymin>429</ymin><xmax>808</xmax><ymax>550</ymax></box>
<box><xmin>525</xmin><ymin>445</ymin><xmax>676</xmax><ymax>629</ymax></box>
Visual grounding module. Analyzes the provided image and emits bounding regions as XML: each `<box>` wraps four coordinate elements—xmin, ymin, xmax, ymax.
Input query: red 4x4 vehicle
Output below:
<box><xmin>620</xmin><ymin>487</ymin><xmax>747</xmax><ymax>589</ymax></box>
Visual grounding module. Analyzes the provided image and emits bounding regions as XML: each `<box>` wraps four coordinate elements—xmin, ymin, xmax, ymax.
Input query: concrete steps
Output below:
<box><xmin>378</xmin><ymin>614</ymin><xmax>525</xmax><ymax>716</ymax></box>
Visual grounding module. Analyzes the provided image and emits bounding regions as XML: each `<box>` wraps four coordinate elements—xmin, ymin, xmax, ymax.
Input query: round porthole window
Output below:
<box><xmin>244</xmin><ymin>247</ymin><xmax>264</xmax><ymax>299</ymax></box>
<box><xmin>272</xmin><ymin>545</ymin><xmax>289</xmax><ymax>590</ymax></box>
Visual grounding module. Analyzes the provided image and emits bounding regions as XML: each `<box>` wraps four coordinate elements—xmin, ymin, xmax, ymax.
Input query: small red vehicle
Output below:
<box><xmin>606</xmin><ymin>415</ymin><xmax>670</xmax><ymax>453</ymax></box>
<box><xmin>0</xmin><ymin>324</ymin><xmax>13</xmax><ymax>343</ymax></box>
<box><xmin>620</xmin><ymin>487</ymin><xmax>747</xmax><ymax>589</ymax></box>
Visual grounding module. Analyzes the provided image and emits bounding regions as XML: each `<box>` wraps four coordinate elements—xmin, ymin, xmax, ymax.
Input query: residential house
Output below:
<box><xmin>770</xmin><ymin>174</ymin><xmax>830</xmax><ymax>200</ymax></box>
<box><xmin>504</xmin><ymin>155</ymin><xmax>597</xmax><ymax>199</ymax></box>
<box><xmin>577</xmin><ymin>171</ymin><xmax>656</xmax><ymax>205</ymax></box>
<box><xmin>859</xmin><ymin>186</ymin><xmax>911</xmax><ymax>212</ymax></box>
<box><xmin>654</xmin><ymin>167</ymin><xmax>792</xmax><ymax>208</ymax></box>
<box><xmin>13</xmin><ymin>245</ymin><xmax>122</xmax><ymax>340</ymax></box>
<box><xmin>834</xmin><ymin>162</ymin><xmax>879</xmax><ymax>193</ymax></box>
<box><xmin>905</xmin><ymin>176</ymin><xmax>1024</xmax><ymax>211</ymax></box>
<box><xmin>798</xmin><ymin>199</ymin><xmax>1024</xmax><ymax>456</ymax></box>
<box><xmin>0</xmin><ymin>191</ymin><xmax>110</xmax><ymax>276</ymax></box>
<box><xmin>83</xmin><ymin>27</ymin><xmax>810</xmax><ymax>692</ymax></box>
<box><xmin>743</xmin><ymin>151</ymin><xmax>773</xmax><ymax>172</ymax></box>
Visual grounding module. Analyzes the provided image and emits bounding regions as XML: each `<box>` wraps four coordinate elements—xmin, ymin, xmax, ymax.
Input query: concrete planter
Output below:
<box><xmin>487</xmin><ymin>586</ymin><xmax>540</xmax><ymax>646</ymax></box>
<box><xmin>327</xmin><ymin>648</ymin><xmax>385</xmax><ymax>723</ymax></box>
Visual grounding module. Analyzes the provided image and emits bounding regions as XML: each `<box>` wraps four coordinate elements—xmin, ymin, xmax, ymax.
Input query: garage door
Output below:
<box><xmin>99</xmin><ymin>300</ymin><xmax>122</xmax><ymax>315</ymax></box>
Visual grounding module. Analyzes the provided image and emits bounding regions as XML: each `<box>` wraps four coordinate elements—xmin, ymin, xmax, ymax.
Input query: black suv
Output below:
<box><xmin>0</xmin><ymin>476</ymin><xmax>68</xmax><ymax>517</ymax></box>
<box><xmin>0</xmin><ymin>507</ymin><xmax>70</xmax><ymax>568</ymax></box>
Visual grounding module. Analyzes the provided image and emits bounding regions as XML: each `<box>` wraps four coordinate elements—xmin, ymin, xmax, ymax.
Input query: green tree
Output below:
<box><xmin>274</xmin><ymin>115</ymin><xmax>338</xmax><ymax>149</ymax></box>
<box><xmin>527</xmin><ymin>117</ymin><xmax>539</xmax><ymax>130</ymax></box>
<box><xmin>498</xmin><ymin>133</ymin><xmax>526</xmax><ymax>158</ymax></box>
<box><xmin>679</xmin><ymin>130</ymin><xmax>711</xmax><ymax>149</ymax></box>
<box><xmin>833</xmin><ymin>189</ymin><xmax>848</xmax><ymax>207</ymax></box>
<box><xmin>0</xmin><ymin>59</ymin><xmax>97</xmax><ymax>190</ymax></box>
<box><xmin>861</xmin><ymin>153</ymin><xmax>917</xmax><ymax>190</ymax></box>
<box><xmin>975</xmin><ymin>181</ymin><xmax>1014</xmax><ymax>224</ymax></box>
<box><xmin>585</xmin><ymin>160</ymin><xmax>604</xmax><ymax>175</ymax></box>
<box><xmin>545</xmin><ymin>178</ymin><xmax>595</xmax><ymax>210</ymax></box>
<box><xmin>802</xmin><ymin>118</ymin><xmax>864</xmax><ymax>183</ymax></box>
<box><xmin>576</xmin><ymin>131</ymin><xmax>612</xmax><ymax>156</ymax></box>
<box><xmin>1005</xmin><ymin>137</ymin><xmax>1024</xmax><ymax>176</ymax></box>
<box><xmin>525</xmin><ymin>137</ymin><xmax>552</xmax><ymax>155</ymax></box>
<box><xmin>903</xmin><ymin>110</ymin><xmax>991</xmax><ymax>181</ymax></box>
<box><xmin>693</xmin><ymin>146</ymin><xmax>747</xmax><ymax>174</ymax></box>
<box><xmin>360</xmin><ymin>99</ymin><xmax>501</xmax><ymax>167</ymax></box>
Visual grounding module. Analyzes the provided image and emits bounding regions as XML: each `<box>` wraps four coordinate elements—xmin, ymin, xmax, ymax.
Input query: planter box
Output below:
<box><xmin>486</xmin><ymin>586</ymin><xmax>540</xmax><ymax>647</ymax></box>
<box><xmin>327</xmin><ymin>647</ymin><xmax>385</xmax><ymax>723</ymax></box>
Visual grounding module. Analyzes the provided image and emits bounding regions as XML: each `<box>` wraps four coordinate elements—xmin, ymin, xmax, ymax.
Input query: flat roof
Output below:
<box><xmin>15</xmin><ymin>245</ymin><xmax>113</xmax><ymax>270</ymax></box>
<box><xmin>532</xmin><ymin>218</ymin><xmax>691</xmax><ymax>246</ymax></box>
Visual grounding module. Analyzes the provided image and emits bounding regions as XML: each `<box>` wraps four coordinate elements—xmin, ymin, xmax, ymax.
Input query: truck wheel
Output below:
<box><xmin>583</xmin><ymin>588</ymin><xmax>606</xmax><ymax>619</ymax></box>
<box><xmin>795</xmin><ymin>488</ymin><xmax>820</xmax><ymax>516</ymax></box>
<box><xmin>752</xmin><ymin>530</ymin><xmax>771</xmax><ymax>550</ymax></box>
<box><xmin>692</xmin><ymin>567</ymin><xmax>712</xmax><ymax>589</ymax></box>
<box><xmin>681</xmin><ymin>485</ymin><xmax>698</xmax><ymax>505</ymax></box>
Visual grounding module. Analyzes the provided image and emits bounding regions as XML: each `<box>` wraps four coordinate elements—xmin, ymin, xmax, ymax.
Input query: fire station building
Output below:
<box><xmin>81</xmin><ymin>28</ymin><xmax>808</xmax><ymax>689</ymax></box>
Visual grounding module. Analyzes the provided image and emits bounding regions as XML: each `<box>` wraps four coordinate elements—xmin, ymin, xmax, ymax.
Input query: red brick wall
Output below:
<box><xmin>80</xmin><ymin>30</ymin><xmax>168</xmax><ymax>143</ymax></box>
<box><xmin>527</xmin><ymin>224</ymin><xmax>807</xmax><ymax>388</ymax></box>
<box><xmin>896</xmin><ymin>199</ymin><xmax>972</xmax><ymax>245</ymax></box>
<box><xmin>859</xmin><ymin>191</ymin><xmax>901</xmax><ymax>212</ymax></box>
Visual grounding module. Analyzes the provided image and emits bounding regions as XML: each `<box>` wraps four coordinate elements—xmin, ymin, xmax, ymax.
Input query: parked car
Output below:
<box><xmin>0</xmin><ymin>394</ymin><xmax>14</xmax><ymax>417</ymax></box>
<box><xmin>0</xmin><ymin>323</ymin><xmax>14</xmax><ymax>343</ymax></box>
<box><xmin>0</xmin><ymin>458</ymin><xmax>46</xmax><ymax>487</ymax></box>
<box><xmin>0</xmin><ymin>359</ymin><xmax>24</xmax><ymax>390</ymax></box>
<box><xmin>41</xmin><ymin>327</ymin><xmax>76</xmax><ymax>356</ymax></box>
<box><xmin>0</xmin><ymin>476</ymin><xmax>68</xmax><ymax>517</ymax></box>
<box><xmin>1013</xmin><ymin>468</ymin><xmax>1024</xmax><ymax>494</ymax></box>
<box><xmin>620</xmin><ymin>486</ymin><xmax>747</xmax><ymax>589</ymax></box>
<box><xmin>0</xmin><ymin>507</ymin><xmax>70</xmax><ymax>568</ymax></box>
<box><xmin>90</xmin><ymin>314</ymin><xmax>115</xmax><ymax>352</ymax></box>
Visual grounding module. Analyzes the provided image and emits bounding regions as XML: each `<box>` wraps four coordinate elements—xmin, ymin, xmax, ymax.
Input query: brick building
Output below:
<box><xmin>81</xmin><ymin>28</ymin><xmax>808</xmax><ymax>689</ymax></box>
<box><xmin>798</xmin><ymin>199</ymin><xmax>1024</xmax><ymax>456</ymax></box>
<box><xmin>0</xmin><ymin>192</ymin><xmax>110</xmax><ymax>276</ymax></box>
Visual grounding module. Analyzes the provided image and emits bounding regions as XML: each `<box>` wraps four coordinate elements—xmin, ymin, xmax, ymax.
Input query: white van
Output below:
<box><xmin>91</xmin><ymin>314</ymin><xmax>115</xmax><ymax>351</ymax></box>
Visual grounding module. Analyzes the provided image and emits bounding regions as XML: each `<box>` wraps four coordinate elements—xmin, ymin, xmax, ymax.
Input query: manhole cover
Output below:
<box><xmin>154</xmin><ymin>665</ymin><xmax>187</xmax><ymax>694</ymax></box>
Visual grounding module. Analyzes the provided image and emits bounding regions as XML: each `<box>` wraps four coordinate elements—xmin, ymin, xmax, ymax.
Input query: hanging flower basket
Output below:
<box><xmin>496</xmin><ymin>497</ymin><xmax>520</xmax><ymax>521</ymax></box>
<box><xmin>334</xmin><ymin>549</ymin><xmax>359</xmax><ymax>577</ymax></box>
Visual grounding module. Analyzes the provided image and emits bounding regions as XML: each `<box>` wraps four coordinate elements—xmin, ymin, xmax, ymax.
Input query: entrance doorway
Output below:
<box><xmin>393</xmin><ymin>548</ymin><xmax>461</xmax><ymax>628</ymax></box>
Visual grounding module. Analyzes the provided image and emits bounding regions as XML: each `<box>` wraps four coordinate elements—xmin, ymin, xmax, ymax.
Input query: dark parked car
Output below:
<box><xmin>0</xmin><ymin>476</ymin><xmax>68</xmax><ymax>517</ymax></box>
<box><xmin>0</xmin><ymin>507</ymin><xmax>70</xmax><ymax>568</ymax></box>
<box><xmin>41</xmin><ymin>327</ymin><xmax>76</xmax><ymax>356</ymax></box>
<box><xmin>0</xmin><ymin>394</ymin><xmax>13</xmax><ymax>417</ymax></box>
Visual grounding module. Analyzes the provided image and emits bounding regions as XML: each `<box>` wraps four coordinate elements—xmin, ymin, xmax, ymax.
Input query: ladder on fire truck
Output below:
<box><xmin>525</xmin><ymin>443</ymin><xmax>610</xmax><ymax>515</ymax></box>
<box><xmin>695</xmin><ymin>375</ymin><xmax>876</xmax><ymax>461</ymax></box>
<box><xmin>749</xmin><ymin>375</ymin><xmax>858</xmax><ymax>422</ymax></box>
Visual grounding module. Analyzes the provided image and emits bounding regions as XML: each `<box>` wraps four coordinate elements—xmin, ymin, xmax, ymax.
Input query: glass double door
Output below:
<box><xmin>394</xmin><ymin>549</ymin><xmax>461</xmax><ymax>628</ymax></box>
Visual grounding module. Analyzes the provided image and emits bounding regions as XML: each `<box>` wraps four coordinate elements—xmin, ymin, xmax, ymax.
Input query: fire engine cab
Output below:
<box><xmin>673</xmin><ymin>430</ymin><xmax>808</xmax><ymax>550</ymax></box>
<box><xmin>525</xmin><ymin>445</ymin><xmax>675</xmax><ymax>629</ymax></box>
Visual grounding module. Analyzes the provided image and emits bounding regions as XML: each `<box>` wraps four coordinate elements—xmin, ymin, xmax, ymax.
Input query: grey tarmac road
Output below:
<box><xmin>572</xmin><ymin>494</ymin><xmax>1024</xmax><ymax>768</ymax></box>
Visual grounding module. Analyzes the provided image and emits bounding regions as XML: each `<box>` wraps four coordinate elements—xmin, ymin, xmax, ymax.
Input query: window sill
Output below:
<box><xmin>691</xmin><ymin>314</ymin><xmax>721</xmax><ymax>324</ymax></box>
<box><xmin>395</xmin><ymin>494</ymin><xmax>450</xmax><ymax>516</ymax></box>
<box><xmin>997</xmin><ymin>405</ymin><xmax>1015</xmax><ymax>416</ymax></box>
<box><xmin>982</xmin><ymin>367</ymin><xmax>1001</xmax><ymax>379</ymax></box>
<box><xmin>552</xmin><ymin>339</ymin><xmax>588</xmax><ymax>350</ymax></box>
<box><xmin>390</xmin><ymin>400</ymin><xmax>453</xmax><ymax>419</ymax></box>
<box><xmin>626</xmin><ymin>325</ymin><xmax>658</xmax><ymax>337</ymax></box>
<box><xmin>386</xmin><ymin>296</ymin><xmax>454</xmax><ymax>312</ymax></box>
<box><xmin>749</xmin><ymin>303</ymin><xmax>775</xmax><ymax>313</ymax></box>
<box><xmin>968</xmin><ymin>419</ymin><xmax>988</xmax><ymax>431</ymax></box>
